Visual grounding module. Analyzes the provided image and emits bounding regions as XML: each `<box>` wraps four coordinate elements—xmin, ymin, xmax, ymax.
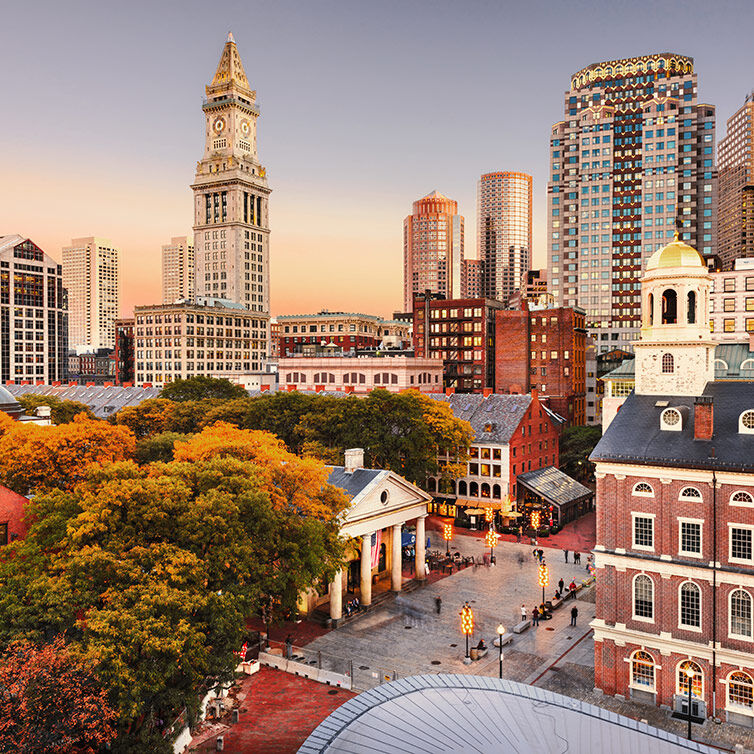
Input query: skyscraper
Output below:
<box><xmin>162</xmin><ymin>236</ymin><xmax>195</xmax><ymax>304</ymax></box>
<box><xmin>477</xmin><ymin>171</ymin><xmax>532</xmax><ymax>305</ymax></box>
<box><xmin>718</xmin><ymin>92</ymin><xmax>754</xmax><ymax>269</ymax></box>
<box><xmin>403</xmin><ymin>191</ymin><xmax>464</xmax><ymax>311</ymax></box>
<box><xmin>62</xmin><ymin>236</ymin><xmax>119</xmax><ymax>350</ymax></box>
<box><xmin>192</xmin><ymin>33</ymin><xmax>270</xmax><ymax>321</ymax></box>
<box><xmin>547</xmin><ymin>53</ymin><xmax>717</xmax><ymax>354</ymax></box>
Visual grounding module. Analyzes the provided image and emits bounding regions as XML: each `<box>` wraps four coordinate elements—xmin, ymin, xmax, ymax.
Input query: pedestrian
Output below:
<box><xmin>539</xmin><ymin>548</ymin><xmax>545</xmax><ymax>562</ymax></box>
<box><xmin>585</xmin><ymin>555</ymin><xmax>592</xmax><ymax>573</ymax></box>
<box><xmin>574</xmin><ymin>551</ymin><xmax>581</xmax><ymax>564</ymax></box>
<box><xmin>435</xmin><ymin>596</ymin><xmax>442</xmax><ymax>615</ymax></box>
<box><xmin>532</xmin><ymin>606</ymin><xmax>540</xmax><ymax>627</ymax></box>
<box><xmin>285</xmin><ymin>634</ymin><xmax>293</xmax><ymax>659</ymax></box>
<box><xmin>569</xmin><ymin>580</ymin><xmax>577</xmax><ymax>599</ymax></box>
<box><xmin>558</xmin><ymin>578</ymin><xmax>564</xmax><ymax>595</ymax></box>
<box><xmin>516</xmin><ymin>528</ymin><xmax>521</xmax><ymax>543</ymax></box>
<box><xmin>532</xmin><ymin>548</ymin><xmax>539</xmax><ymax>560</ymax></box>
<box><xmin>521</xmin><ymin>604</ymin><xmax>527</xmax><ymax>621</ymax></box>
<box><xmin>563</xmin><ymin>549</ymin><xmax>569</xmax><ymax>563</ymax></box>
<box><xmin>570</xmin><ymin>605</ymin><xmax>578</xmax><ymax>626</ymax></box>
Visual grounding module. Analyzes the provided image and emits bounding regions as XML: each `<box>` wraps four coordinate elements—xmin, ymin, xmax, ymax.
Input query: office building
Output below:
<box><xmin>62</xmin><ymin>236</ymin><xmax>119</xmax><ymax>350</ymax></box>
<box><xmin>0</xmin><ymin>235</ymin><xmax>68</xmax><ymax>384</ymax></box>
<box><xmin>403</xmin><ymin>191</ymin><xmax>464</xmax><ymax>311</ymax></box>
<box><xmin>709</xmin><ymin>258</ymin><xmax>754</xmax><ymax>339</ymax></box>
<box><xmin>162</xmin><ymin>236</ymin><xmax>195</xmax><ymax>304</ymax></box>
<box><xmin>547</xmin><ymin>53</ymin><xmax>717</xmax><ymax>354</ymax></box>
<box><xmin>718</xmin><ymin>92</ymin><xmax>754</xmax><ymax>269</ymax></box>
<box><xmin>478</xmin><ymin>172</ymin><xmax>532</xmax><ymax>305</ymax></box>
<box><xmin>114</xmin><ymin>318</ymin><xmax>135</xmax><ymax>385</ymax></box>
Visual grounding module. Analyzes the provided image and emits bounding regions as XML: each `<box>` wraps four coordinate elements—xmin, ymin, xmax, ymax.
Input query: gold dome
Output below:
<box><xmin>646</xmin><ymin>231</ymin><xmax>706</xmax><ymax>271</ymax></box>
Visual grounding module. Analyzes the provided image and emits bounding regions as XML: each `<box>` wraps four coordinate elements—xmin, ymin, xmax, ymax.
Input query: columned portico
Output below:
<box><xmin>415</xmin><ymin>514</ymin><xmax>427</xmax><ymax>581</ymax></box>
<box><xmin>329</xmin><ymin>568</ymin><xmax>343</xmax><ymax>626</ymax></box>
<box><xmin>391</xmin><ymin>524</ymin><xmax>402</xmax><ymax>592</ymax></box>
<box><xmin>360</xmin><ymin>533</ymin><xmax>373</xmax><ymax>606</ymax></box>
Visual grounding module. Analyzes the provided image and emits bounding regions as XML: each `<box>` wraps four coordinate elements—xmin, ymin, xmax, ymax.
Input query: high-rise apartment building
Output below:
<box><xmin>0</xmin><ymin>236</ymin><xmax>68</xmax><ymax>384</ymax></box>
<box><xmin>547</xmin><ymin>53</ymin><xmax>717</xmax><ymax>354</ymax></box>
<box><xmin>192</xmin><ymin>33</ymin><xmax>270</xmax><ymax>326</ymax></box>
<box><xmin>478</xmin><ymin>172</ymin><xmax>532</xmax><ymax>305</ymax></box>
<box><xmin>718</xmin><ymin>92</ymin><xmax>754</xmax><ymax>269</ymax></box>
<box><xmin>162</xmin><ymin>236</ymin><xmax>195</xmax><ymax>304</ymax></box>
<box><xmin>403</xmin><ymin>191</ymin><xmax>464</xmax><ymax>311</ymax></box>
<box><xmin>62</xmin><ymin>236</ymin><xmax>119</xmax><ymax>350</ymax></box>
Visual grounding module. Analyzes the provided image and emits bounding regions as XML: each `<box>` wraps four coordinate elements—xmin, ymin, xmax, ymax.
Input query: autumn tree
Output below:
<box><xmin>159</xmin><ymin>376</ymin><xmax>248</xmax><ymax>402</ymax></box>
<box><xmin>0</xmin><ymin>413</ymin><xmax>135</xmax><ymax>495</ymax></box>
<box><xmin>559</xmin><ymin>424</ymin><xmax>602</xmax><ymax>482</ymax></box>
<box><xmin>133</xmin><ymin>431</ymin><xmax>191</xmax><ymax>464</ymax></box>
<box><xmin>0</xmin><ymin>636</ymin><xmax>117</xmax><ymax>753</ymax></box>
<box><xmin>16</xmin><ymin>394</ymin><xmax>96</xmax><ymax>424</ymax></box>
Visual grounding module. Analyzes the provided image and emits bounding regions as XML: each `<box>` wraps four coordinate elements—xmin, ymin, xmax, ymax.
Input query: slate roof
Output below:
<box><xmin>517</xmin><ymin>465</ymin><xmax>593</xmax><ymax>506</ymax></box>
<box><xmin>326</xmin><ymin>466</ymin><xmax>385</xmax><ymax>498</ymax></box>
<box><xmin>6</xmin><ymin>384</ymin><xmax>162</xmax><ymax>419</ymax></box>
<box><xmin>591</xmin><ymin>381</ymin><xmax>754</xmax><ymax>472</ymax></box>
<box><xmin>299</xmin><ymin>674</ymin><xmax>718</xmax><ymax>754</ymax></box>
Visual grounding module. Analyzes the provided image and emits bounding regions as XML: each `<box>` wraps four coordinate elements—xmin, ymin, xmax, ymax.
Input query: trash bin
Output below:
<box><xmin>470</xmin><ymin>648</ymin><xmax>479</xmax><ymax>661</ymax></box>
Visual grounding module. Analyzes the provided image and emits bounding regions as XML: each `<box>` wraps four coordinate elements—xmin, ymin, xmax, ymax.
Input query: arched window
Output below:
<box><xmin>378</xmin><ymin>543</ymin><xmax>386</xmax><ymax>572</ymax></box>
<box><xmin>677</xmin><ymin>660</ymin><xmax>703</xmax><ymax>698</ymax></box>
<box><xmin>480</xmin><ymin>483</ymin><xmax>490</xmax><ymax>498</ymax></box>
<box><xmin>730</xmin><ymin>589</ymin><xmax>753</xmax><ymax>638</ymax></box>
<box><xmin>714</xmin><ymin>359</ymin><xmax>729</xmax><ymax>371</ymax></box>
<box><xmin>731</xmin><ymin>491</ymin><xmax>754</xmax><ymax>506</ymax></box>
<box><xmin>741</xmin><ymin>359</ymin><xmax>754</xmax><ymax>371</ymax></box>
<box><xmin>739</xmin><ymin>411</ymin><xmax>754</xmax><ymax>434</ymax></box>
<box><xmin>492</xmin><ymin>484</ymin><xmax>501</xmax><ymax>499</ymax></box>
<box><xmin>679</xmin><ymin>582</ymin><xmax>701</xmax><ymax>628</ymax></box>
<box><xmin>662</xmin><ymin>353</ymin><xmax>674</xmax><ymax>373</ymax></box>
<box><xmin>679</xmin><ymin>487</ymin><xmax>702</xmax><ymax>501</ymax></box>
<box><xmin>449</xmin><ymin>480</ymin><xmax>456</xmax><ymax>494</ymax></box>
<box><xmin>687</xmin><ymin>291</ymin><xmax>696</xmax><ymax>324</ymax></box>
<box><xmin>427</xmin><ymin>478</ymin><xmax>437</xmax><ymax>493</ymax></box>
<box><xmin>633</xmin><ymin>574</ymin><xmax>654</xmax><ymax>619</ymax></box>
<box><xmin>632</xmin><ymin>482</ymin><xmax>654</xmax><ymax>497</ymax></box>
<box><xmin>728</xmin><ymin>671</ymin><xmax>754</xmax><ymax>710</ymax></box>
<box><xmin>469</xmin><ymin>482</ymin><xmax>479</xmax><ymax>496</ymax></box>
<box><xmin>662</xmin><ymin>288</ymin><xmax>677</xmax><ymax>324</ymax></box>
<box><xmin>458</xmin><ymin>481</ymin><xmax>467</xmax><ymax>496</ymax></box>
<box><xmin>631</xmin><ymin>650</ymin><xmax>655</xmax><ymax>690</ymax></box>
<box><xmin>648</xmin><ymin>293</ymin><xmax>654</xmax><ymax>325</ymax></box>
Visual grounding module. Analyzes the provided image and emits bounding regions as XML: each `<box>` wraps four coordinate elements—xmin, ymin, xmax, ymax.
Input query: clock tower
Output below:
<box><xmin>191</xmin><ymin>33</ymin><xmax>270</xmax><ymax>354</ymax></box>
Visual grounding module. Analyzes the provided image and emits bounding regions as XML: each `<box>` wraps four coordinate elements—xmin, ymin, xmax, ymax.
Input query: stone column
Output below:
<box><xmin>329</xmin><ymin>568</ymin><xmax>343</xmax><ymax>626</ymax></box>
<box><xmin>360</xmin><ymin>533</ymin><xmax>373</xmax><ymax>606</ymax></box>
<box><xmin>415</xmin><ymin>515</ymin><xmax>427</xmax><ymax>581</ymax></box>
<box><xmin>391</xmin><ymin>524</ymin><xmax>403</xmax><ymax>592</ymax></box>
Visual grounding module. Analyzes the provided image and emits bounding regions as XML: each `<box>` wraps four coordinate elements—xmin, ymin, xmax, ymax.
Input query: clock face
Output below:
<box><xmin>240</xmin><ymin>120</ymin><xmax>250</xmax><ymax>136</ymax></box>
<box><xmin>213</xmin><ymin>117</ymin><xmax>226</xmax><ymax>133</ymax></box>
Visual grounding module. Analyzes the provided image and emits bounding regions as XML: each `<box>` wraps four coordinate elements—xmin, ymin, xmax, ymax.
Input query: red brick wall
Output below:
<box><xmin>0</xmin><ymin>486</ymin><xmax>30</xmax><ymax>544</ymax></box>
<box><xmin>494</xmin><ymin>310</ymin><xmax>529</xmax><ymax>394</ymax></box>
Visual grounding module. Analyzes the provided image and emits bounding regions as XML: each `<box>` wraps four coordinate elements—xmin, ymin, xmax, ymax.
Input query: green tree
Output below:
<box><xmin>559</xmin><ymin>424</ymin><xmax>602</xmax><ymax>482</ymax></box>
<box><xmin>133</xmin><ymin>431</ymin><xmax>191</xmax><ymax>464</ymax></box>
<box><xmin>16</xmin><ymin>394</ymin><xmax>95</xmax><ymax>424</ymax></box>
<box><xmin>159</xmin><ymin>376</ymin><xmax>248</xmax><ymax>402</ymax></box>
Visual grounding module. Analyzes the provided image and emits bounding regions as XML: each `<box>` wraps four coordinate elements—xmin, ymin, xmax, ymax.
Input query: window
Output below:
<box><xmin>661</xmin><ymin>407</ymin><xmax>682</xmax><ymax>430</ymax></box>
<box><xmin>679</xmin><ymin>487</ymin><xmax>701</xmax><ymax>501</ymax></box>
<box><xmin>731</xmin><ymin>491</ymin><xmax>754</xmax><ymax>506</ymax></box>
<box><xmin>633</xmin><ymin>574</ymin><xmax>654</xmax><ymax>619</ymax></box>
<box><xmin>724</xmin><ymin>278</ymin><xmax>736</xmax><ymax>293</ymax></box>
<box><xmin>731</xmin><ymin>526</ymin><xmax>754</xmax><ymax>563</ymax></box>
<box><xmin>679</xmin><ymin>581</ymin><xmax>701</xmax><ymax>628</ymax></box>
<box><xmin>661</xmin><ymin>353</ymin><xmax>674</xmax><ymax>373</ymax></box>
<box><xmin>677</xmin><ymin>660</ymin><xmax>703</xmax><ymax>697</ymax></box>
<box><xmin>632</xmin><ymin>482</ymin><xmax>654</xmax><ymax>497</ymax></box>
<box><xmin>679</xmin><ymin>520</ymin><xmax>702</xmax><ymax>556</ymax></box>
<box><xmin>728</xmin><ymin>671</ymin><xmax>754</xmax><ymax>710</ymax></box>
<box><xmin>730</xmin><ymin>589</ymin><xmax>753</xmax><ymax>638</ymax></box>
<box><xmin>631</xmin><ymin>650</ymin><xmax>655</xmax><ymax>690</ymax></box>
<box><xmin>633</xmin><ymin>515</ymin><xmax>654</xmax><ymax>550</ymax></box>
<box><xmin>739</xmin><ymin>412</ymin><xmax>754</xmax><ymax>434</ymax></box>
<box><xmin>0</xmin><ymin>522</ymin><xmax>6</xmax><ymax>546</ymax></box>
<box><xmin>724</xmin><ymin>319</ymin><xmax>735</xmax><ymax>333</ymax></box>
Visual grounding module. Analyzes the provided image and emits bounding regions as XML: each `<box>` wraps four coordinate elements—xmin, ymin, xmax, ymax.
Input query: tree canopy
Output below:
<box><xmin>16</xmin><ymin>394</ymin><xmax>96</xmax><ymax>424</ymax></box>
<box><xmin>159</xmin><ymin>376</ymin><xmax>248</xmax><ymax>403</ymax></box>
<box><xmin>559</xmin><ymin>424</ymin><xmax>602</xmax><ymax>482</ymax></box>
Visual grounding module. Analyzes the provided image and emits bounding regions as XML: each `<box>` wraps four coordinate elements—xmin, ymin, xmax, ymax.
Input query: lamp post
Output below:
<box><xmin>496</xmin><ymin>623</ymin><xmax>505</xmax><ymax>679</ymax></box>
<box><xmin>538</xmin><ymin>561</ymin><xmax>549</xmax><ymax>606</ymax></box>
<box><xmin>685</xmin><ymin>666</ymin><xmax>695</xmax><ymax>740</ymax></box>
<box><xmin>443</xmin><ymin>523</ymin><xmax>453</xmax><ymax>556</ymax></box>
<box><xmin>460</xmin><ymin>602</ymin><xmax>473</xmax><ymax>663</ymax></box>
<box><xmin>485</xmin><ymin>527</ymin><xmax>499</xmax><ymax>565</ymax></box>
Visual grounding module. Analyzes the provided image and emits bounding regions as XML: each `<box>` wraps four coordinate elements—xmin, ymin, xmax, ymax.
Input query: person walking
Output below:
<box><xmin>435</xmin><ymin>596</ymin><xmax>442</xmax><ymax>615</ymax></box>
<box><xmin>574</xmin><ymin>551</ymin><xmax>581</xmax><ymax>564</ymax></box>
<box><xmin>563</xmin><ymin>549</ymin><xmax>569</xmax><ymax>563</ymax></box>
<box><xmin>570</xmin><ymin>605</ymin><xmax>578</xmax><ymax>626</ymax></box>
<box><xmin>285</xmin><ymin>635</ymin><xmax>293</xmax><ymax>659</ymax></box>
<box><xmin>532</xmin><ymin>548</ymin><xmax>539</xmax><ymax>561</ymax></box>
<box><xmin>521</xmin><ymin>604</ymin><xmax>527</xmax><ymax>622</ymax></box>
<box><xmin>532</xmin><ymin>606</ymin><xmax>540</xmax><ymax>627</ymax></box>
<box><xmin>558</xmin><ymin>578</ymin><xmax>564</xmax><ymax>595</ymax></box>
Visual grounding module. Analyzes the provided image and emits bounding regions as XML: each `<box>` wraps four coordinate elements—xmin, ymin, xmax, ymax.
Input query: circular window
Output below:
<box><xmin>662</xmin><ymin>408</ymin><xmax>680</xmax><ymax>426</ymax></box>
<box><xmin>743</xmin><ymin>411</ymin><xmax>754</xmax><ymax>430</ymax></box>
<box><xmin>380</xmin><ymin>490</ymin><xmax>389</xmax><ymax>505</ymax></box>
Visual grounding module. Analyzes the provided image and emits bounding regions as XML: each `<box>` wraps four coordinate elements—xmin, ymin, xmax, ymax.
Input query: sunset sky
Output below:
<box><xmin>1</xmin><ymin>0</ymin><xmax>752</xmax><ymax>318</ymax></box>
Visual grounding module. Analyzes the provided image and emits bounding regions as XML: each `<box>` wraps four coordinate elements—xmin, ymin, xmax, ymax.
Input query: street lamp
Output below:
<box><xmin>460</xmin><ymin>602</ymin><xmax>473</xmax><ymax>663</ymax></box>
<box><xmin>538</xmin><ymin>562</ymin><xmax>549</xmax><ymax>606</ymax></box>
<box><xmin>685</xmin><ymin>666</ymin><xmax>695</xmax><ymax>740</ymax></box>
<box><xmin>443</xmin><ymin>523</ymin><xmax>453</xmax><ymax>556</ymax></box>
<box><xmin>485</xmin><ymin>527</ymin><xmax>499</xmax><ymax>564</ymax></box>
<box><xmin>496</xmin><ymin>623</ymin><xmax>505</xmax><ymax>679</ymax></box>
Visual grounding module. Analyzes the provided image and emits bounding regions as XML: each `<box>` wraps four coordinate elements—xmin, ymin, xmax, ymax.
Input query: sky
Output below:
<box><xmin>1</xmin><ymin>0</ymin><xmax>753</xmax><ymax>318</ymax></box>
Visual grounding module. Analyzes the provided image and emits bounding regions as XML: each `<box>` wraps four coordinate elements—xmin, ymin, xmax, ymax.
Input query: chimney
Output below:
<box><xmin>344</xmin><ymin>448</ymin><xmax>364</xmax><ymax>473</ymax></box>
<box><xmin>35</xmin><ymin>405</ymin><xmax>51</xmax><ymax>418</ymax></box>
<box><xmin>694</xmin><ymin>395</ymin><xmax>714</xmax><ymax>441</ymax></box>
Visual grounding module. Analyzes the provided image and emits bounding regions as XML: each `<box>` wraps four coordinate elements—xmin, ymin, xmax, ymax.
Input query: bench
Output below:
<box><xmin>494</xmin><ymin>632</ymin><xmax>513</xmax><ymax>648</ymax></box>
<box><xmin>551</xmin><ymin>597</ymin><xmax>563</xmax><ymax>610</ymax></box>
<box><xmin>513</xmin><ymin>620</ymin><xmax>531</xmax><ymax>634</ymax></box>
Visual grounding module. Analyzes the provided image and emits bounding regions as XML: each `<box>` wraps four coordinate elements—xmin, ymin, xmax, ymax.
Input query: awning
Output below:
<box><xmin>464</xmin><ymin>508</ymin><xmax>487</xmax><ymax>515</ymax></box>
<box><xmin>517</xmin><ymin>466</ymin><xmax>593</xmax><ymax>511</ymax></box>
<box><xmin>401</xmin><ymin>532</ymin><xmax>416</xmax><ymax>547</ymax></box>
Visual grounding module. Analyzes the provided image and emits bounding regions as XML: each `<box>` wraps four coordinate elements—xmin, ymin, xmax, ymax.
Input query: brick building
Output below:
<box><xmin>114</xmin><ymin>318</ymin><xmax>135</xmax><ymax>385</ymax></box>
<box><xmin>413</xmin><ymin>293</ymin><xmax>505</xmax><ymax>393</ymax></box>
<box><xmin>0</xmin><ymin>485</ymin><xmax>30</xmax><ymax>547</ymax></box>
<box><xmin>494</xmin><ymin>304</ymin><xmax>587</xmax><ymax>425</ymax></box>
<box><xmin>592</xmin><ymin>234</ymin><xmax>754</xmax><ymax>726</ymax></box>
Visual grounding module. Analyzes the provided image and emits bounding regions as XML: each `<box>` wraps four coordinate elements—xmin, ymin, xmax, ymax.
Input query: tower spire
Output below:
<box><xmin>208</xmin><ymin>33</ymin><xmax>251</xmax><ymax>94</ymax></box>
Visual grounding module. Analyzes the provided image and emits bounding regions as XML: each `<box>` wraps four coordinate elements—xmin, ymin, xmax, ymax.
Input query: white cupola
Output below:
<box><xmin>634</xmin><ymin>232</ymin><xmax>715</xmax><ymax>396</ymax></box>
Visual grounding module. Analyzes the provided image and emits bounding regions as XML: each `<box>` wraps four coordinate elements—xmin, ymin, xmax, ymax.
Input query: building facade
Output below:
<box><xmin>114</xmin><ymin>318</ymin><xmax>135</xmax><ymax>385</ymax></box>
<box><xmin>547</xmin><ymin>53</ymin><xmax>718</xmax><ymax>354</ymax></box>
<box><xmin>477</xmin><ymin>171</ymin><xmax>533</xmax><ymax>305</ymax></box>
<box><xmin>162</xmin><ymin>236</ymin><xmax>195</xmax><ymax>304</ymax></box>
<box><xmin>494</xmin><ymin>304</ymin><xmax>587</xmax><ymax>425</ymax></box>
<box><xmin>717</xmin><ymin>92</ymin><xmax>754</xmax><ymax>269</ymax></box>
<box><xmin>191</xmin><ymin>33</ymin><xmax>271</xmax><ymax>334</ymax></box>
<box><xmin>0</xmin><ymin>235</ymin><xmax>68</xmax><ymax>384</ymax></box>
<box><xmin>461</xmin><ymin>258</ymin><xmax>483</xmax><ymax>299</ymax></box>
<box><xmin>62</xmin><ymin>236</ymin><xmax>119</xmax><ymax>351</ymax></box>
<box><xmin>592</xmin><ymin>234</ymin><xmax>754</xmax><ymax>727</ymax></box>
<box><xmin>133</xmin><ymin>298</ymin><xmax>267</xmax><ymax>387</ymax></box>
<box><xmin>710</xmin><ymin>258</ymin><xmax>754</xmax><ymax>340</ymax></box>
<box><xmin>412</xmin><ymin>293</ymin><xmax>505</xmax><ymax>393</ymax></box>
<box><xmin>403</xmin><ymin>191</ymin><xmax>464</xmax><ymax>312</ymax></box>
<box><xmin>67</xmin><ymin>349</ymin><xmax>115</xmax><ymax>385</ymax></box>
<box><xmin>276</xmin><ymin>311</ymin><xmax>410</xmax><ymax>357</ymax></box>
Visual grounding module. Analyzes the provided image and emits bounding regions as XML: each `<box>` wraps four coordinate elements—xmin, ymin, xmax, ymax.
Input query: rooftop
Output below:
<box><xmin>518</xmin><ymin>465</ymin><xmax>593</xmax><ymax>506</ymax></box>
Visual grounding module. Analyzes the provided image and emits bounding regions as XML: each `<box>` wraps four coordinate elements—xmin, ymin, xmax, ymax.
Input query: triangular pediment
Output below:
<box><xmin>342</xmin><ymin>470</ymin><xmax>431</xmax><ymax>526</ymax></box>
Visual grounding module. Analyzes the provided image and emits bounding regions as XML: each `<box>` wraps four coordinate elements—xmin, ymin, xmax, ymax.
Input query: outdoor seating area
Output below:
<box><xmin>427</xmin><ymin>550</ymin><xmax>475</xmax><ymax>574</ymax></box>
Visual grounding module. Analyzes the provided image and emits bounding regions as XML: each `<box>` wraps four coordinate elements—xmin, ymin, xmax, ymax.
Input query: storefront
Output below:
<box><xmin>516</xmin><ymin>466</ymin><xmax>593</xmax><ymax>528</ymax></box>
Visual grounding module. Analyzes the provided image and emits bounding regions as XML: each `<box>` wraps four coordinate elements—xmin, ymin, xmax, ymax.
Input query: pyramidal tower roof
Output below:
<box><xmin>206</xmin><ymin>32</ymin><xmax>253</xmax><ymax>97</ymax></box>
